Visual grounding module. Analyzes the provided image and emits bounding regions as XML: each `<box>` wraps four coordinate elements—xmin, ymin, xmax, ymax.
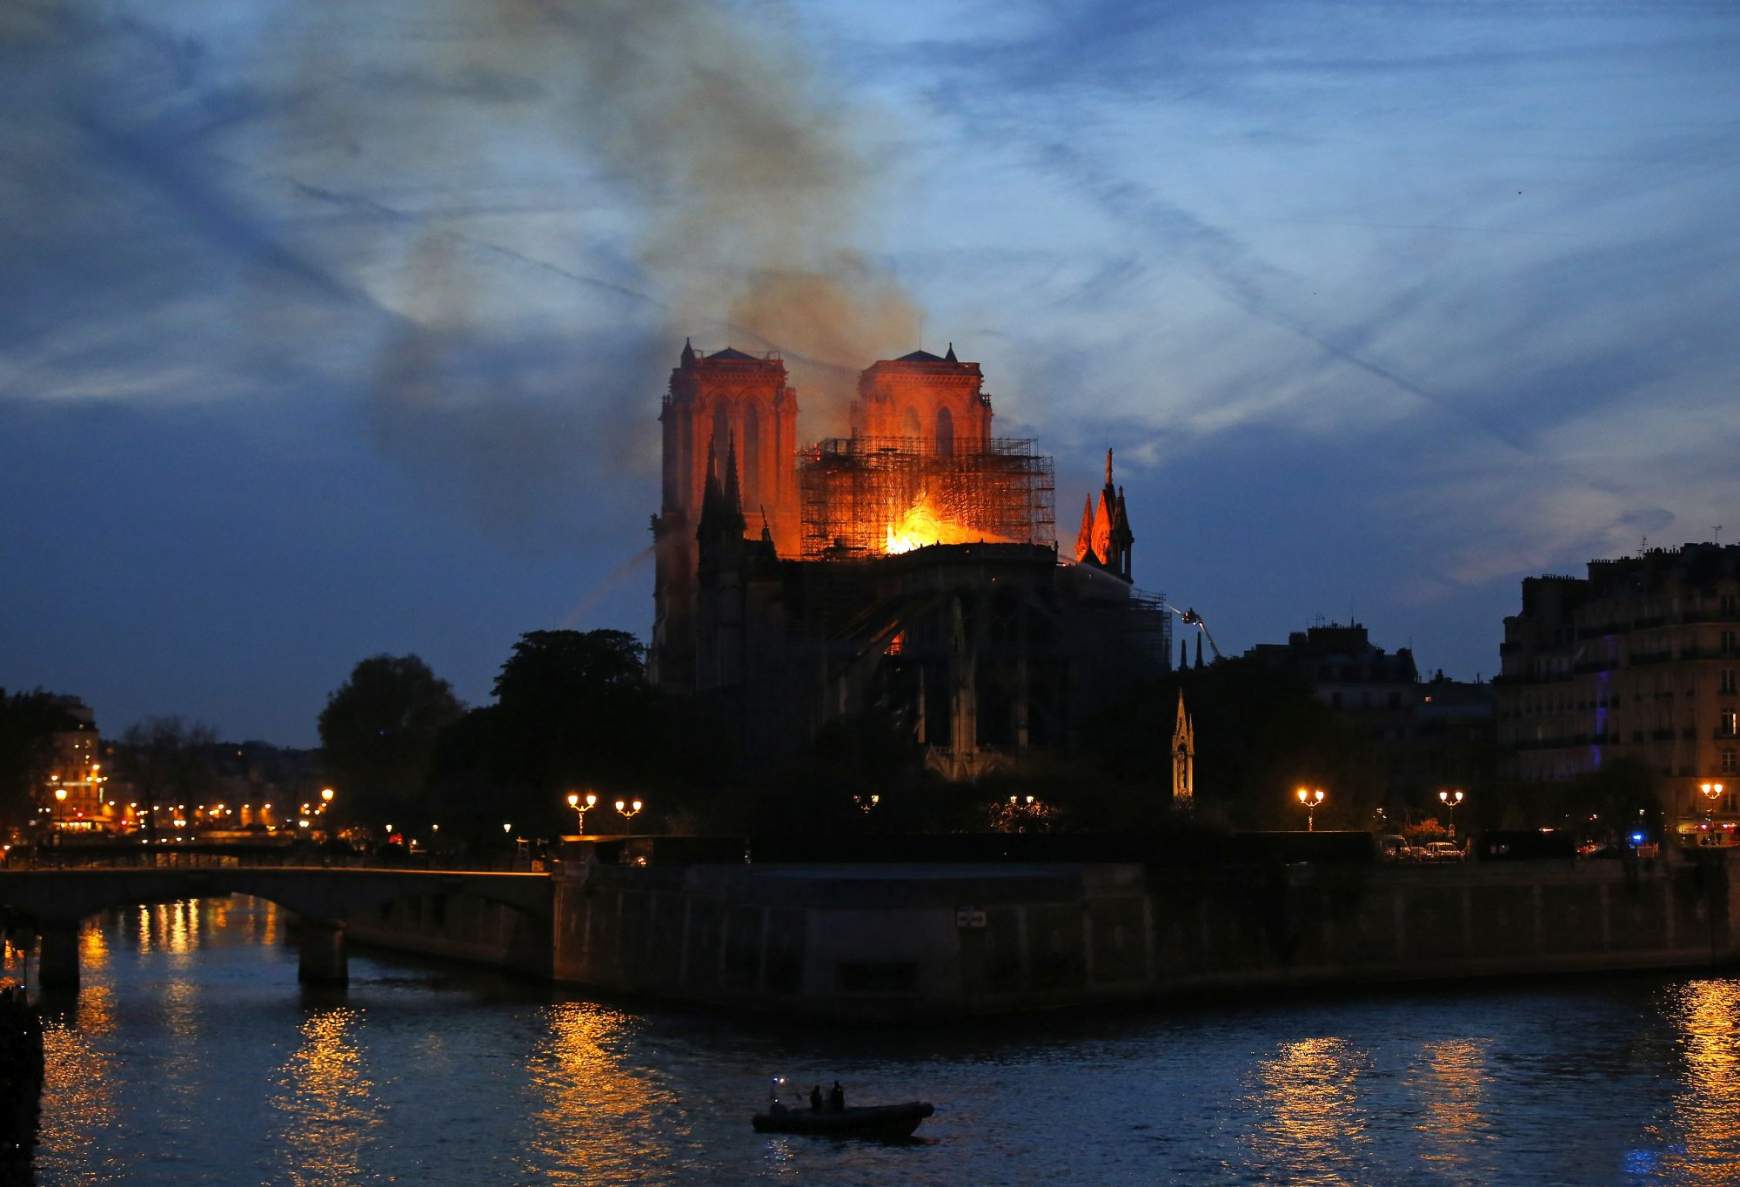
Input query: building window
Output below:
<box><xmin>1724</xmin><ymin>750</ymin><xmax>1738</xmax><ymax>775</ymax></box>
<box><xmin>1722</xmin><ymin>710</ymin><xmax>1739</xmax><ymax>738</ymax></box>
<box><xmin>1724</xmin><ymin>669</ymin><xmax>1737</xmax><ymax>695</ymax></box>
<box><xmin>1724</xmin><ymin>631</ymin><xmax>1738</xmax><ymax>655</ymax></box>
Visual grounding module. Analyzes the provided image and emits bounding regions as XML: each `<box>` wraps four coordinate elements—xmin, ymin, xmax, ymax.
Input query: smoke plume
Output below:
<box><xmin>473</xmin><ymin>0</ymin><xmax>922</xmax><ymax>428</ymax></box>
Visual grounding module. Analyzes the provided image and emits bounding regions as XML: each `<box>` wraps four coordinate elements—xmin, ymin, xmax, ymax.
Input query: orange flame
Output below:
<box><xmin>884</xmin><ymin>491</ymin><xmax>1006</xmax><ymax>554</ymax></box>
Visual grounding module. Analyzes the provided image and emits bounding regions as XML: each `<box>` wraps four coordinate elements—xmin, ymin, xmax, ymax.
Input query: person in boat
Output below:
<box><xmin>809</xmin><ymin>1085</ymin><xmax>823</xmax><ymax>1112</ymax></box>
<box><xmin>829</xmin><ymin>1081</ymin><xmax>844</xmax><ymax>1112</ymax></box>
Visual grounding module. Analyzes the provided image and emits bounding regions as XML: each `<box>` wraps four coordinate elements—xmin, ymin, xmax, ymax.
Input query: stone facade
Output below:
<box><xmin>1497</xmin><ymin>543</ymin><xmax>1740</xmax><ymax>836</ymax></box>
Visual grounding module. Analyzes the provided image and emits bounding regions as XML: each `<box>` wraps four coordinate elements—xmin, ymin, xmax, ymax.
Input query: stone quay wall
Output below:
<box><xmin>344</xmin><ymin>885</ymin><xmax>553</xmax><ymax>978</ymax></box>
<box><xmin>333</xmin><ymin>852</ymin><xmax>1740</xmax><ymax>1020</ymax></box>
<box><xmin>547</xmin><ymin>853</ymin><xmax>1740</xmax><ymax>1021</ymax></box>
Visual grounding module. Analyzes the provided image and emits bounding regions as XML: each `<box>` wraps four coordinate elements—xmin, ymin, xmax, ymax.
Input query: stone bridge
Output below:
<box><xmin>0</xmin><ymin>865</ymin><xmax>554</xmax><ymax>989</ymax></box>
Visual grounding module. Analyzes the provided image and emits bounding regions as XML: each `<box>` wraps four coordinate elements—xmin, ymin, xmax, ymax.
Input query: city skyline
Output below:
<box><xmin>4</xmin><ymin>0</ymin><xmax>1738</xmax><ymax>744</ymax></box>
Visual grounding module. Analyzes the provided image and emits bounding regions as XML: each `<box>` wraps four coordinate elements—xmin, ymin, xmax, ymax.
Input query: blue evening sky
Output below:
<box><xmin>3</xmin><ymin>0</ymin><xmax>1737</xmax><ymax>744</ymax></box>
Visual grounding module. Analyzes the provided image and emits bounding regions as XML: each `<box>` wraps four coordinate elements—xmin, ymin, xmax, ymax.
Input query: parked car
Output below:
<box><xmin>1423</xmin><ymin>841</ymin><xmax>1466</xmax><ymax>862</ymax></box>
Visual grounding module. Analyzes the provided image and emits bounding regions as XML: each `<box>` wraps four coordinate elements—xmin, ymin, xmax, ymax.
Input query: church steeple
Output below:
<box><xmin>1171</xmin><ymin>688</ymin><xmax>1195</xmax><ymax>811</ymax></box>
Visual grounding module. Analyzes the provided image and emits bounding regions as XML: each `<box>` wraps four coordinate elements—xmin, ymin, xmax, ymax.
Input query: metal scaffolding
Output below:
<box><xmin>798</xmin><ymin>436</ymin><xmax>1056</xmax><ymax>560</ymax></box>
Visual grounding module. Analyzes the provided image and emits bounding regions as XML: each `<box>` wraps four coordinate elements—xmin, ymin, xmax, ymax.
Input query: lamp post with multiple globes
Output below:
<box><xmin>1439</xmin><ymin>788</ymin><xmax>1465</xmax><ymax>843</ymax></box>
<box><xmin>615</xmin><ymin>798</ymin><xmax>643</xmax><ymax>828</ymax></box>
<box><xmin>566</xmin><ymin>791</ymin><xmax>598</xmax><ymax>834</ymax></box>
<box><xmin>1701</xmin><ymin>780</ymin><xmax>1726</xmax><ymax>826</ymax></box>
<box><xmin>1295</xmin><ymin>786</ymin><xmax>1325</xmax><ymax>832</ymax></box>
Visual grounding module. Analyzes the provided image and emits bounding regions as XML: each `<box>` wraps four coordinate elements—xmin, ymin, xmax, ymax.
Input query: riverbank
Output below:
<box><xmin>341</xmin><ymin>848</ymin><xmax>1740</xmax><ymax>1022</ymax></box>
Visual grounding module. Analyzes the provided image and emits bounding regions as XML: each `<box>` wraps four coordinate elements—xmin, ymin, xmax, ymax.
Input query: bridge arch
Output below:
<box><xmin>0</xmin><ymin>866</ymin><xmax>554</xmax><ymax>990</ymax></box>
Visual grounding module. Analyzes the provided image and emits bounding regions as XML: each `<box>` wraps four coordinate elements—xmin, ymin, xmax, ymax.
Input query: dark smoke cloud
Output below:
<box><xmin>463</xmin><ymin>0</ymin><xmax>923</xmax><ymax>428</ymax></box>
<box><xmin>5</xmin><ymin>0</ymin><xmax>921</xmax><ymax>543</ymax></box>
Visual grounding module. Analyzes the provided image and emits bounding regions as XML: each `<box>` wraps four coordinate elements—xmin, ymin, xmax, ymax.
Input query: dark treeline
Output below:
<box><xmin>2</xmin><ymin>640</ymin><xmax>1653</xmax><ymax>849</ymax></box>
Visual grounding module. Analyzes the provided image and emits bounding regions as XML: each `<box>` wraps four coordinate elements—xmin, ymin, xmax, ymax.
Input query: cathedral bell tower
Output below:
<box><xmin>651</xmin><ymin>341</ymin><xmax>798</xmax><ymax>689</ymax></box>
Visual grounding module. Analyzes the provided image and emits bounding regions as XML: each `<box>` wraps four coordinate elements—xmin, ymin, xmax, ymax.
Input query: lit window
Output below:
<box><xmin>1723</xmin><ymin>711</ymin><xmax>1739</xmax><ymax>738</ymax></box>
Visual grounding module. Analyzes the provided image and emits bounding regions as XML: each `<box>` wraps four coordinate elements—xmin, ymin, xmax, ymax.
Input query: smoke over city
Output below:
<box><xmin>368</xmin><ymin>0</ymin><xmax>921</xmax><ymax>451</ymax></box>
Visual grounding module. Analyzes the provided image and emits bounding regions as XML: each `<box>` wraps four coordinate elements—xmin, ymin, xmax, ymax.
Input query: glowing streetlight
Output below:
<box><xmin>1438</xmin><ymin>788</ymin><xmax>1465</xmax><ymax>842</ymax></box>
<box><xmin>615</xmin><ymin>798</ymin><xmax>643</xmax><ymax>827</ymax></box>
<box><xmin>1296</xmin><ymin>786</ymin><xmax>1326</xmax><ymax>832</ymax></box>
<box><xmin>503</xmin><ymin>822</ymin><xmax>513</xmax><ymax>835</ymax></box>
<box><xmin>854</xmin><ymin>793</ymin><xmax>881</xmax><ymax>814</ymax></box>
<box><xmin>1701</xmin><ymin>780</ymin><xmax>1726</xmax><ymax>823</ymax></box>
<box><xmin>566</xmin><ymin>790</ymin><xmax>598</xmax><ymax>833</ymax></box>
<box><xmin>53</xmin><ymin>787</ymin><xmax>67</xmax><ymax>803</ymax></box>
<box><xmin>321</xmin><ymin>787</ymin><xmax>335</xmax><ymax>803</ymax></box>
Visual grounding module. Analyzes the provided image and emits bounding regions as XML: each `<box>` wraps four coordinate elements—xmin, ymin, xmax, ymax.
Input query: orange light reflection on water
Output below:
<box><xmin>1408</xmin><ymin>1038</ymin><xmax>1488</xmax><ymax>1172</ymax></box>
<box><xmin>1249</xmin><ymin>1035</ymin><xmax>1371</xmax><ymax>1183</ymax></box>
<box><xmin>528</xmin><ymin>1002</ymin><xmax>687</xmax><ymax>1184</ymax></box>
<box><xmin>1659</xmin><ymin>979</ymin><xmax>1740</xmax><ymax>1182</ymax></box>
<box><xmin>273</xmin><ymin>1007</ymin><xmax>379</xmax><ymax>1186</ymax></box>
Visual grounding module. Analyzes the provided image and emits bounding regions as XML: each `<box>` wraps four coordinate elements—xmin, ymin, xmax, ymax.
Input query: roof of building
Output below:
<box><xmin>705</xmin><ymin>347</ymin><xmax>762</xmax><ymax>362</ymax></box>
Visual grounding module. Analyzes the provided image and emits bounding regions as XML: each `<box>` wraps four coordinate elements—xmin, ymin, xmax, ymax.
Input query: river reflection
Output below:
<box><xmin>1657</xmin><ymin>979</ymin><xmax>1740</xmax><ymax>1183</ymax></box>
<box><xmin>1409</xmin><ymin>1037</ymin><xmax>1489</xmax><ymax>1174</ymax></box>
<box><xmin>1248</xmin><ymin>1035</ymin><xmax>1372</xmax><ymax>1183</ymax></box>
<box><xmin>273</xmin><ymin>1007</ymin><xmax>379</xmax><ymax>1186</ymax></box>
<box><xmin>526</xmin><ymin>1002</ymin><xmax>693</xmax><ymax>1183</ymax></box>
<box><xmin>15</xmin><ymin>897</ymin><xmax>1740</xmax><ymax>1184</ymax></box>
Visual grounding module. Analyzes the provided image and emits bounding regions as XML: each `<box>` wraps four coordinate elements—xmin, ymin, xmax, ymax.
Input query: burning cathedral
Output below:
<box><xmin>651</xmin><ymin>341</ymin><xmax>1169</xmax><ymax>780</ymax></box>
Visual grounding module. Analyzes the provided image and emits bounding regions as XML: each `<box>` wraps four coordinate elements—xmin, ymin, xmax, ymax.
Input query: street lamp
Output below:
<box><xmin>503</xmin><ymin>822</ymin><xmax>513</xmax><ymax>836</ymax></box>
<box><xmin>615</xmin><ymin>798</ymin><xmax>643</xmax><ymax>827</ymax></box>
<box><xmin>1438</xmin><ymin>788</ymin><xmax>1465</xmax><ymax>843</ymax></box>
<box><xmin>321</xmin><ymin>787</ymin><xmax>335</xmax><ymax>804</ymax></box>
<box><xmin>566</xmin><ymin>790</ymin><xmax>598</xmax><ymax>834</ymax></box>
<box><xmin>1701</xmin><ymin>780</ymin><xmax>1726</xmax><ymax>823</ymax></box>
<box><xmin>1296</xmin><ymin>786</ymin><xmax>1326</xmax><ymax>832</ymax></box>
<box><xmin>854</xmin><ymin>793</ymin><xmax>881</xmax><ymax>814</ymax></box>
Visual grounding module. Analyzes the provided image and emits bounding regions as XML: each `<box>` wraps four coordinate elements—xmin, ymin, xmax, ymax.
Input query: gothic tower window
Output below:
<box><xmin>743</xmin><ymin>401</ymin><xmax>761</xmax><ymax>508</ymax></box>
<box><xmin>712</xmin><ymin>404</ymin><xmax>730</xmax><ymax>463</ymax></box>
<box><xmin>936</xmin><ymin>406</ymin><xmax>955</xmax><ymax>457</ymax></box>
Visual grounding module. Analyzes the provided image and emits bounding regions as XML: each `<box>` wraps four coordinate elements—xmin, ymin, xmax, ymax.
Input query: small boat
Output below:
<box><xmin>751</xmin><ymin>1101</ymin><xmax>935</xmax><ymax>1140</ymax></box>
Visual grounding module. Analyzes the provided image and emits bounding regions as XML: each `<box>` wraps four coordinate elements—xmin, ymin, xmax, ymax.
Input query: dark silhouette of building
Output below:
<box><xmin>1244</xmin><ymin>622</ymin><xmax>1418</xmax><ymax>716</ymax></box>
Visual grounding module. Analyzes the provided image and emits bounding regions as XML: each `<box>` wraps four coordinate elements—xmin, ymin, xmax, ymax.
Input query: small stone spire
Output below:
<box><xmin>1075</xmin><ymin>495</ymin><xmax>1096</xmax><ymax>563</ymax></box>
<box><xmin>722</xmin><ymin>431</ymin><xmax>746</xmax><ymax>533</ymax></box>
<box><xmin>680</xmin><ymin>336</ymin><xmax>695</xmax><ymax>366</ymax></box>
<box><xmin>1194</xmin><ymin>632</ymin><xmax>1204</xmax><ymax>670</ymax></box>
<box><xmin>1112</xmin><ymin>485</ymin><xmax>1134</xmax><ymax>580</ymax></box>
<box><xmin>1105</xmin><ymin>447</ymin><xmax>1114</xmax><ymax>488</ymax></box>
<box><xmin>945</xmin><ymin>342</ymin><xmax>957</xmax><ymax>363</ymax></box>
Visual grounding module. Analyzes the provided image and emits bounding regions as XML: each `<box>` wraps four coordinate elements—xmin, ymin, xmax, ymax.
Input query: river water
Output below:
<box><xmin>11</xmin><ymin>895</ymin><xmax>1740</xmax><ymax>1185</ymax></box>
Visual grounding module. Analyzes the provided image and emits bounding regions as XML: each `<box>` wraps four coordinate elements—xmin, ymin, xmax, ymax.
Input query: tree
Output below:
<box><xmin>119</xmin><ymin>717</ymin><xmax>217</xmax><ymax>839</ymax></box>
<box><xmin>318</xmin><ymin>655</ymin><xmax>463</xmax><ymax>825</ymax></box>
<box><xmin>485</xmin><ymin>629</ymin><xmax>665</xmax><ymax>831</ymax></box>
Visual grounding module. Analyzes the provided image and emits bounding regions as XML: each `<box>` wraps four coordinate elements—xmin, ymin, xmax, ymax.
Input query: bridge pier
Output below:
<box><xmin>297</xmin><ymin>920</ymin><xmax>348</xmax><ymax>985</ymax></box>
<box><xmin>38</xmin><ymin>925</ymin><xmax>80</xmax><ymax>991</ymax></box>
